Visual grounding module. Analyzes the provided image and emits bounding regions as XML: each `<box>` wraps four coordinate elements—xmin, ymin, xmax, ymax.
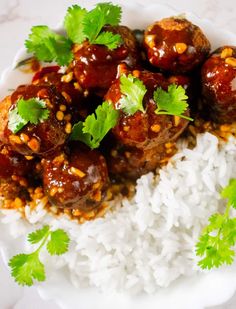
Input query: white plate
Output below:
<box><xmin>1</xmin><ymin>2</ymin><xmax>236</xmax><ymax>309</ymax></box>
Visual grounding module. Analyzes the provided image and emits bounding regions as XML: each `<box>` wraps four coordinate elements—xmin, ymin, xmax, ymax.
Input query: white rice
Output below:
<box><xmin>1</xmin><ymin>132</ymin><xmax>236</xmax><ymax>294</ymax></box>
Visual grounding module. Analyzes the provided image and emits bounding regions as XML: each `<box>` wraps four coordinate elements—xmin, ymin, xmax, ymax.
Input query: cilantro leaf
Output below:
<box><xmin>70</xmin><ymin>121</ymin><xmax>92</xmax><ymax>146</ymax></box>
<box><xmin>25</xmin><ymin>3</ymin><xmax>122</xmax><ymax>64</ymax></box>
<box><xmin>25</xmin><ymin>26</ymin><xmax>55</xmax><ymax>61</ymax></box>
<box><xmin>82</xmin><ymin>6</ymin><xmax>103</xmax><ymax>42</ymax></box>
<box><xmin>9</xmin><ymin>253</ymin><xmax>45</xmax><ymax>286</ymax></box>
<box><xmin>18</xmin><ymin>98</ymin><xmax>50</xmax><ymax>125</ymax></box>
<box><xmin>221</xmin><ymin>179</ymin><xmax>236</xmax><ymax>209</ymax></box>
<box><xmin>47</xmin><ymin>229</ymin><xmax>70</xmax><ymax>255</ymax></box>
<box><xmin>70</xmin><ymin>101</ymin><xmax>119</xmax><ymax>149</ymax></box>
<box><xmin>93</xmin><ymin>31</ymin><xmax>123</xmax><ymax>50</ymax></box>
<box><xmin>48</xmin><ymin>37</ymin><xmax>74</xmax><ymax>66</ymax></box>
<box><xmin>8</xmin><ymin>108</ymin><xmax>27</xmax><ymax>134</ymax></box>
<box><xmin>28</xmin><ymin>225</ymin><xmax>50</xmax><ymax>244</ymax></box>
<box><xmin>83</xmin><ymin>2</ymin><xmax>122</xmax><ymax>48</ymax></box>
<box><xmin>64</xmin><ymin>5</ymin><xmax>87</xmax><ymax>44</ymax></box>
<box><xmin>83</xmin><ymin>101</ymin><xmax>119</xmax><ymax>147</ymax></box>
<box><xmin>196</xmin><ymin>178</ymin><xmax>236</xmax><ymax>270</ymax></box>
<box><xmin>196</xmin><ymin>215</ymin><xmax>236</xmax><ymax>269</ymax></box>
<box><xmin>154</xmin><ymin>84</ymin><xmax>193</xmax><ymax>121</ymax></box>
<box><xmin>221</xmin><ymin>218</ymin><xmax>236</xmax><ymax>246</ymax></box>
<box><xmin>119</xmin><ymin>74</ymin><xmax>147</xmax><ymax>115</ymax></box>
<box><xmin>197</xmin><ymin>236</ymin><xmax>235</xmax><ymax>269</ymax></box>
<box><xmin>8</xmin><ymin>226</ymin><xmax>70</xmax><ymax>286</ymax></box>
<box><xmin>95</xmin><ymin>2</ymin><xmax>122</xmax><ymax>26</ymax></box>
<box><xmin>25</xmin><ymin>26</ymin><xmax>73</xmax><ymax>66</ymax></box>
<box><xmin>8</xmin><ymin>98</ymin><xmax>50</xmax><ymax>134</ymax></box>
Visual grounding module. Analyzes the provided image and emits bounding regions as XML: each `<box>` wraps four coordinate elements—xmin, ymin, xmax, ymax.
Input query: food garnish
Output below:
<box><xmin>25</xmin><ymin>26</ymin><xmax>73</xmax><ymax>66</ymax></box>
<box><xmin>64</xmin><ymin>3</ymin><xmax>122</xmax><ymax>47</ymax></box>
<box><xmin>119</xmin><ymin>74</ymin><xmax>147</xmax><ymax>115</ymax></box>
<box><xmin>8</xmin><ymin>98</ymin><xmax>50</xmax><ymax>134</ymax></box>
<box><xmin>118</xmin><ymin>76</ymin><xmax>192</xmax><ymax>121</ymax></box>
<box><xmin>196</xmin><ymin>179</ymin><xmax>236</xmax><ymax>269</ymax></box>
<box><xmin>25</xmin><ymin>3</ymin><xmax>122</xmax><ymax>66</ymax></box>
<box><xmin>8</xmin><ymin>225</ymin><xmax>70</xmax><ymax>286</ymax></box>
<box><xmin>154</xmin><ymin>84</ymin><xmax>193</xmax><ymax>121</ymax></box>
<box><xmin>63</xmin><ymin>5</ymin><xmax>87</xmax><ymax>44</ymax></box>
<box><xmin>90</xmin><ymin>31</ymin><xmax>122</xmax><ymax>50</ymax></box>
<box><xmin>70</xmin><ymin>79</ymin><xmax>192</xmax><ymax>149</ymax></box>
<box><xmin>80</xmin><ymin>2</ymin><xmax>122</xmax><ymax>48</ymax></box>
<box><xmin>70</xmin><ymin>101</ymin><xmax>119</xmax><ymax>149</ymax></box>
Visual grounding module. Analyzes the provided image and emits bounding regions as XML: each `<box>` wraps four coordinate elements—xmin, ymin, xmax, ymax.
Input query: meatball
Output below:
<box><xmin>69</xmin><ymin>25</ymin><xmax>139</xmax><ymax>95</ymax></box>
<box><xmin>32</xmin><ymin>67</ymin><xmax>89</xmax><ymax>122</ymax></box>
<box><xmin>201</xmin><ymin>46</ymin><xmax>236</xmax><ymax>123</ymax></box>
<box><xmin>0</xmin><ymin>144</ymin><xmax>33</xmax><ymax>179</ymax></box>
<box><xmin>0</xmin><ymin>180</ymin><xmax>23</xmax><ymax>200</ymax></box>
<box><xmin>0</xmin><ymin>144</ymin><xmax>34</xmax><ymax>199</ymax></box>
<box><xmin>144</xmin><ymin>17</ymin><xmax>211</xmax><ymax>73</ymax></box>
<box><xmin>106</xmin><ymin>142</ymin><xmax>174</xmax><ymax>180</ymax></box>
<box><xmin>42</xmin><ymin>144</ymin><xmax>109</xmax><ymax>211</ymax></box>
<box><xmin>0</xmin><ymin>83</ymin><xmax>72</xmax><ymax>155</ymax></box>
<box><xmin>0</xmin><ymin>95</ymin><xmax>11</xmax><ymax>144</ymax></box>
<box><xmin>105</xmin><ymin>68</ymin><xmax>190</xmax><ymax>179</ymax></box>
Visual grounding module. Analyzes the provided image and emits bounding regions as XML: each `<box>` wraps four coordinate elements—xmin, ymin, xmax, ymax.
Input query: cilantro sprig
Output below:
<box><xmin>25</xmin><ymin>26</ymin><xmax>73</xmax><ymax>66</ymax></box>
<box><xmin>25</xmin><ymin>3</ymin><xmax>123</xmax><ymax>66</ymax></box>
<box><xmin>70</xmin><ymin>101</ymin><xmax>119</xmax><ymax>149</ymax></box>
<box><xmin>63</xmin><ymin>5</ymin><xmax>87</xmax><ymax>44</ymax></box>
<box><xmin>8</xmin><ymin>98</ymin><xmax>50</xmax><ymax>134</ymax></box>
<box><xmin>9</xmin><ymin>225</ymin><xmax>70</xmax><ymax>286</ymax></box>
<box><xmin>154</xmin><ymin>84</ymin><xmax>193</xmax><ymax>121</ymax></box>
<box><xmin>119</xmin><ymin>74</ymin><xmax>147</xmax><ymax>115</ymax></box>
<box><xmin>196</xmin><ymin>179</ymin><xmax>236</xmax><ymax>269</ymax></box>
<box><xmin>92</xmin><ymin>31</ymin><xmax>122</xmax><ymax>50</ymax></box>
<box><xmin>81</xmin><ymin>2</ymin><xmax>122</xmax><ymax>48</ymax></box>
<box><xmin>117</xmin><ymin>74</ymin><xmax>192</xmax><ymax>121</ymax></box>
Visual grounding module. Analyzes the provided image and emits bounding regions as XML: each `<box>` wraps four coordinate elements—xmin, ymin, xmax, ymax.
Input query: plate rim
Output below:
<box><xmin>1</xmin><ymin>2</ymin><xmax>236</xmax><ymax>309</ymax></box>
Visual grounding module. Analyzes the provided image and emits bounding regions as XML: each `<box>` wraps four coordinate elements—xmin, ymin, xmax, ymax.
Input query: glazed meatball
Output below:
<box><xmin>201</xmin><ymin>46</ymin><xmax>236</xmax><ymax>123</ymax></box>
<box><xmin>105</xmin><ymin>68</ymin><xmax>190</xmax><ymax>179</ymax></box>
<box><xmin>106</xmin><ymin>142</ymin><xmax>174</xmax><ymax>180</ymax></box>
<box><xmin>0</xmin><ymin>95</ymin><xmax>11</xmax><ymax>144</ymax></box>
<box><xmin>32</xmin><ymin>67</ymin><xmax>90</xmax><ymax>122</ymax></box>
<box><xmin>0</xmin><ymin>179</ymin><xmax>26</xmax><ymax>200</ymax></box>
<box><xmin>0</xmin><ymin>144</ymin><xmax>33</xmax><ymax>179</ymax></box>
<box><xmin>42</xmin><ymin>144</ymin><xmax>109</xmax><ymax>211</ymax></box>
<box><xmin>0</xmin><ymin>144</ymin><xmax>34</xmax><ymax>199</ymax></box>
<box><xmin>144</xmin><ymin>17</ymin><xmax>211</xmax><ymax>73</ymax></box>
<box><xmin>69</xmin><ymin>25</ymin><xmax>139</xmax><ymax>95</ymax></box>
<box><xmin>0</xmin><ymin>84</ymin><xmax>72</xmax><ymax>156</ymax></box>
<box><xmin>32</xmin><ymin>66</ymin><xmax>81</xmax><ymax>109</ymax></box>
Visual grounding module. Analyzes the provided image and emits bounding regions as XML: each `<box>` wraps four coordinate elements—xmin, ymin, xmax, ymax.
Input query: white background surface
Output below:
<box><xmin>0</xmin><ymin>0</ymin><xmax>235</xmax><ymax>308</ymax></box>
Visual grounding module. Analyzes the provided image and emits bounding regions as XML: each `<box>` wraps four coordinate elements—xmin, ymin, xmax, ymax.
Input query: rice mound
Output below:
<box><xmin>1</xmin><ymin>132</ymin><xmax>236</xmax><ymax>294</ymax></box>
